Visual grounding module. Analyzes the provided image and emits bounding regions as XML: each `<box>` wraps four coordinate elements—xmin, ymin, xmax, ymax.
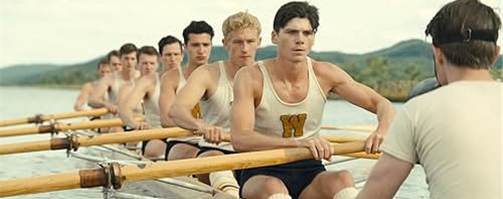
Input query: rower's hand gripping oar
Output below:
<box><xmin>0</xmin><ymin>141</ymin><xmax>365</xmax><ymax>197</ymax></box>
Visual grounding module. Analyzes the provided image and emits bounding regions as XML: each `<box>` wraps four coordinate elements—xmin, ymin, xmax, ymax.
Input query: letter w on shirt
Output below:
<box><xmin>280</xmin><ymin>113</ymin><xmax>307</xmax><ymax>137</ymax></box>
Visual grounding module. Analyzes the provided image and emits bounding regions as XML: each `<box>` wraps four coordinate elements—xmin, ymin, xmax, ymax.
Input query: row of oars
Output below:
<box><xmin>0</xmin><ymin>109</ymin><xmax>379</xmax><ymax>197</ymax></box>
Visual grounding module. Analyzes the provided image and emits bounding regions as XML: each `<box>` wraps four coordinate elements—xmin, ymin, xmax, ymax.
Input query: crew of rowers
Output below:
<box><xmin>72</xmin><ymin>1</ymin><xmax>503</xmax><ymax>199</ymax></box>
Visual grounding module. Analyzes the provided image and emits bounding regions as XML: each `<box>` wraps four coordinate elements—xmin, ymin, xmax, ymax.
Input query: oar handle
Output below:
<box><xmin>0</xmin><ymin>141</ymin><xmax>365</xmax><ymax>197</ymax></box>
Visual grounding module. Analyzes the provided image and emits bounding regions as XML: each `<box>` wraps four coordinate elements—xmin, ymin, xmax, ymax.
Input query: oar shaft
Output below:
<box><xmin>0</xmin><ymin>118</ymin><xmax>30</xmax><ymax>127</ymax></box>
<box><xmin>0</xmin><ymin>141</ymin><xmax>364</xmax><ymax>197</ymax></box>
<box><xmin>321</xmin><ymin>125</ymin><xmax>376</xmax><ymax>132</ymax></box>
<box><xmin>0</xmin><ymin>117</ymin><xmax>135</xmax><ymax>137</ymax></box>
<box><xmin>0</xmin><ymin>126</ymin><xmax>53</xmax><ymax>137</ymax></box>
<box><xmin>0</xmin><ymin>140</ymin><xmax>53</xmax><ymax>155</ymax></box>
<box><xmin>0</xmin><ymin>128</ymin><xmax>193</xmax><ymax>155</ymax></box>
<box><xmin>0</xmin><ymin>172</ymin><xmax>82</xmax><ymax>197</ymax></box>
<box><xmin>0</xmin><ymin>108</ymin><xmax>108</xmax><ymax>127</ymax></box>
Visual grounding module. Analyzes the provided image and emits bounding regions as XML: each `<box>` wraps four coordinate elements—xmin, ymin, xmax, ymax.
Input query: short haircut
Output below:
<box><xmin>119</xmin><ymin>43</ymin><xmax>138</xmax><ymax>57</ymax></box>
<box><xmin>106</xmin><ymin>50</ymin><xmax>120</xmax><ymax>62</ymax></box>
<box><xmin>158</xmin><ymin>35</ymin><xmax>183</xmax><ymax>54</ymax></box>
<box><xmin>137</xmin><ymin>46</ymin><xmax>160</xmax><ymax>60</ymax></box>
<box><xmin>182</xmin><ymin>21</ymin><xmax>214</xmax><ymax>44</ymax></box>
<box><xmin>97</xmin><ymin>59</ymin><xmax>109</xmax><ymax>70</ymax></box>
<box><xmin>222</xmin><ymin>12</ymin><xmax>261</xmax><ymax>39</ymax></box>
<box><xmin>273</xmin><ymin>1</ymin><xmax>319</xmax><ymax>33</ymax></box>
<box><xmin>425</xmin><ymin>0</ymin><xmax>501</xmax><ymax>69</ymax></box>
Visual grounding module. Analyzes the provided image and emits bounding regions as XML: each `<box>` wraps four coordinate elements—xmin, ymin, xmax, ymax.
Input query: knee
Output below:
<box><xmin>332</xmin><ymin>170</ymin><xmax>354</xmax><ymax>187</ymax></box>
<box><xmin>198</xmin><ymin>150</ymin><xmax>224</xmax><ymax>158</ymax></box>
<box><xmin>261</xmin><ymin>177</ymin><xmax>288</xmax><ymax>195</ymax></box>
<box><xmin>322</xmin><ymin>170</ymin><xmax>355</xmax><ymax>195</ymax></box>
<box><xmin>335</xmin><ymin>170</ymin><xmax>354</xmax><ymax>184</ymax></box>
<box><xmin>169</xmin><ymin>144</ymin><xmax>199</xmax><ymax>160</ymax></box>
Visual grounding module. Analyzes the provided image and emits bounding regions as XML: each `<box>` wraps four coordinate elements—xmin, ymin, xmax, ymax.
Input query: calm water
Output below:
<box><xmin>0</xmin><ymin>86</ymin><xmax>429</xmax><ymax>198</ymax></box>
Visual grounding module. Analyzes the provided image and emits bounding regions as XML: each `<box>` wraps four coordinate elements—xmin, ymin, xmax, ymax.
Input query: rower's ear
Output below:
<box><xmin>490</xmin><ymin>45</ymin><xmax>500</xmax><ymax>66</ymax></box>
<box><xmin>271</xmin><ymin>30</ymin><xmax>278</xmax><ymax>45</ymax></box>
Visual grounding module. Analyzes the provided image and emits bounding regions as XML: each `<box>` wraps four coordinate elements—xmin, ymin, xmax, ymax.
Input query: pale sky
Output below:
<box><xmin>0</xmin><ymin>0</ymin><xmax>501</xmax><ymax>68</ymax></box>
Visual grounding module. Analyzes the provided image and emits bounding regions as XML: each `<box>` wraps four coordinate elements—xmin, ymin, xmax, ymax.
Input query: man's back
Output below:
<box><xmin>383</xmin><ymin>81</ymin><xmax>502</xmax><ymax>198</ymax></box>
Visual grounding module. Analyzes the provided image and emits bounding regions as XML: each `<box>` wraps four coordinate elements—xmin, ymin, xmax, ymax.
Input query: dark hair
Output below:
<box><xmin>273</xmin><ymin>1</ymin><xmax>319</xmax><ymax>33</ymax></box>
<box><xmin>158</xmin><ymin>35</ymin><xmax>183</xmax><ymax>54</ymax></box>
<box><xmin>97</xmin><ymin>59</ymin><xmax>109</xmax><ymax>70</ymax></box>
<box><xmin>182</xmin><ymin>21</ymin><xmax>214</xmax><ymax>44</ymax></box>
<box><xmin>425</xmin><ymin>0</ymin><xmax>501</xmax><ymax>69</ymax></box>
<box><xmin>137</xmin><ymin>46</ymin><xmax>160</xmax><ymax>60</ymax></box>
<box><xmin>119</xmin><ymin>43</ymin><xmax>138</xmax><ymax>57</ymax></box>
<box><xmin>106</xmin><ymin>50</ymin><xmax>120</xmax><ymax>62</ymax></box>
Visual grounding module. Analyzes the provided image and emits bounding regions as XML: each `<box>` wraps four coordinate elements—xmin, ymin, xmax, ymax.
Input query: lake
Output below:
<box><xmin>0</xmin><ymin>86</ymin><xmax>429</xmax><ymax>198</ymax></box>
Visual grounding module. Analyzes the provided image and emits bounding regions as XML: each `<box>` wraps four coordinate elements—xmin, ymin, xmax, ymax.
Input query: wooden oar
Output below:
<box><xmin>0</xmin><ymin>117</ymin><xmax>142</xmax><ymax>137</ymax></box>
<box><xmin>321</xmin><ymin>125</ymin><xmax>376</xmax><ymax>133</ymax></box>
<box><xmin>0</xmin><ymin>141</ymin><xmax>365</xmax><ymax>197</ymax></box>
<box><xmin>0</xmin><ymin>108</ymin><xmax>109</xmax><ymax>127</ymax></box>
<box><xmin>0</xmin><ymin>127</ymin><xmax>193</xmax><ymax>155</ymax></box>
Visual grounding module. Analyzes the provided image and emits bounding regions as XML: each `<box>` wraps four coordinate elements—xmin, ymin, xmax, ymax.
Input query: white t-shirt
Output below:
<box><xmin>381</xmin><ymin>81</ymin><xmax>502</xmax><ymax>199</ymax></box>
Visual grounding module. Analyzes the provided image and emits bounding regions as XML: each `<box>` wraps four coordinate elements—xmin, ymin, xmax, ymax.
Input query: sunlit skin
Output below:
<box><xmin>73</xmin><ymin>63</ymin><xmax>111</xmax><ymax>111</ymax></box>
<box><xmin>272</xmin><ymin>18</ymin><xmax>315</xmax><ymax>64</ymax></box>
<box><xmin>138</xmin><ymin>54</ymin><xmax>159</xmax><ymax>76</ymax></box>
<box><xmin>109</xmin><ymin>55</ymin><xmax>122</xmax><ymax>72</ymax></box>
<box><xmin>121</xmin><ymin>52</ymin><xmax>137</xmax><ymax>72</ymax></box>
<box><xmin>184</xmin><ymin>33</ymin><xmax>212</xmax><ymax>67</ymax></box>
<box><xmin>97</xmin><ymin>64</ymin><xmax>111</xmax><ymax>78</ymax></box>
<box><xmin>161</xmin><ymin>43</ymin><xmax>183</xmax><ymax>72</ymax></box>
<box><xmin>224</xmin><ymin>27</ymin><xmax>261</xmax><ymax>70</ymax></box>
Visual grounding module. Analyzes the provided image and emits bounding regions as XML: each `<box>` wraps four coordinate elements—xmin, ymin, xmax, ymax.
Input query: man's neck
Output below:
<box><xmin>446</xmin><ymin>64</ymin><xmax>494</xmax><ymax>83</ymax></box>
<box><xmin>225</xmin><ymin>60</ymin><xmax>249</xmax><ymax>82</ymax></box>
<box><xmin>121</xmin><ymin>69</ymin><xmax>133</xmax><ymax>81</ymax></box>
<box><xmin>273</xmin><ymin>55</ymin><xmax>308</xmax><ymax>83</ymax></box>
<box><xmin>183</xmin><ymin>62</ymin><xmax>203</xmax><ymax>79</ymax></box>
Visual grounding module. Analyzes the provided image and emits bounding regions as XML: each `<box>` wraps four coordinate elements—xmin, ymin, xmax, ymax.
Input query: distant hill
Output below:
<box><xmin>1</xmin><ymin>39</ymin><xmax>500</xmax><ymax>87</ymax></box>
<box><xmin>0</xmin><ymin>64</ymin><xmax>63</xmax><ymax>84</ymax></box>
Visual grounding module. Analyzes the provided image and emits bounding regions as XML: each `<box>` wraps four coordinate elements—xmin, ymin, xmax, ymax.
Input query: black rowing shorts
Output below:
<box><xmin>239</xmin><ymin>159</ymin><xmax>326</xmax><ymax>199</ymax></box>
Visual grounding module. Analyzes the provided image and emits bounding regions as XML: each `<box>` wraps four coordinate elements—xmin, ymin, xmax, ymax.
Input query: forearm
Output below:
<box><xmin>118</xmin><ymin>108</ymin><xmax>138</xmax><ymax>128</ymax></box>
<box><xmin>375</xmin><ymin>99</ymin><xmax>395</xmax><ymax>132</ymax></box>
<box><xmin>357</xmin><ymin>172</ymin><xmax>393</xmax><ymax>199</ymax></box>
<box><xmin>74</xmin><ymin>98</ymin><xmax>85</xmax><ymax>111</ymax></box>
<box><xmin>232</xmin><ymin>131</ymin><xmax>301</xmax><ymax>152</ymax></box>
<box><xmin>88</xmin><ymin>97</ymin><xmax>108</xmax><ymax>108</ymax></box>
<box><xmin>168</xmin><ymin>105</ymin><xmax>200</xmax><ymax>130</ymax></box>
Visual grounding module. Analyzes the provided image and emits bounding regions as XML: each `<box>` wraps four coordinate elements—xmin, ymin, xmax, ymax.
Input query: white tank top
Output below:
<box><xmin>143</xmin><ymin>74</ymin><xmax>161</xmax><ymax>128</ymax></box>
<box><xmin>255</xmin><ymin>57</ymin><xmax>326</xmax><ymax>140</ymax></box>
<box><xmin>167</xmin><ymin>67</ymin><xmax>202</xmax><ymax>144</ymax></box>
<box><xmin>198</xmin><ymin>61</ymin><xmax>234</xmax><ymax>151</ymax></box>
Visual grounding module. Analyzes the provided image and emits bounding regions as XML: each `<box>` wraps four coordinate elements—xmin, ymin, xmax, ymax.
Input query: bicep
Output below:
<box><xmin>121</xmin><ymin>84</ymin><xmax>147</xmax><ymax>110</ymax></box>
<box><xmin>334</xmin><ymin>75</ymin><xmax>383</xmax><ymax>113</ymax></box>
<box><xmin>172</xmin><ymin>71</ymin><xmax>208</xmax><ymax>110</ymax></box>
<box><xmin>90</xmin><ymin>80</ymin><xmax>110</xmax><ymax>100</ymax></box>
<box><xmin>230</xmin><ymin>70</ymin><xmax>256</xmax><ymax>135</ymax></box>
<box><xmin>77</xmin><ymin>83</ymin><xmax>92</xmax><ymax>101</ymax></box>
<box><xmin>159</xmin><ymin>79</ymin><xmax>177</xmax><ymax>114</ymax></box>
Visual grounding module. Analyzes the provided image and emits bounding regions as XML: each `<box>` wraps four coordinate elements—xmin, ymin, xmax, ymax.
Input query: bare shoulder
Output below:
<box><xmin>160</xmin><ymin>68</ymin><xmax>180</xmax><ymax>86</ymax></box>
<box><xmin>311</xmin><ymin>59</ymin><xmax>353</xmax><ymax>85</ymax></box>
<box><xmin>235</xmin><ymin>62</ymin><xmax>263</xmax><ymax>91</ymax></box>
<box><xmin>83</xmin><ymin>82</ymin><xmax>93</xmax><ymax>89</ymax></box>
<box><xmin>192</xmin><ymin>62</ymin><xmax>220</xmax><ymax>78</ymax></box>
<box><xmin>136</xmin><ymin>74</ymin><xmax>156</xmax><ymax>88</ymax></box>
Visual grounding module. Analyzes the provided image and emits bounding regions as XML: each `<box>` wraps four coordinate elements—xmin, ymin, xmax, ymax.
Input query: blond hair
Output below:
<box><xmin>222</xmin><ymin>11</ymin><xmax>261</xmax><ymax>39</ymax></box>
